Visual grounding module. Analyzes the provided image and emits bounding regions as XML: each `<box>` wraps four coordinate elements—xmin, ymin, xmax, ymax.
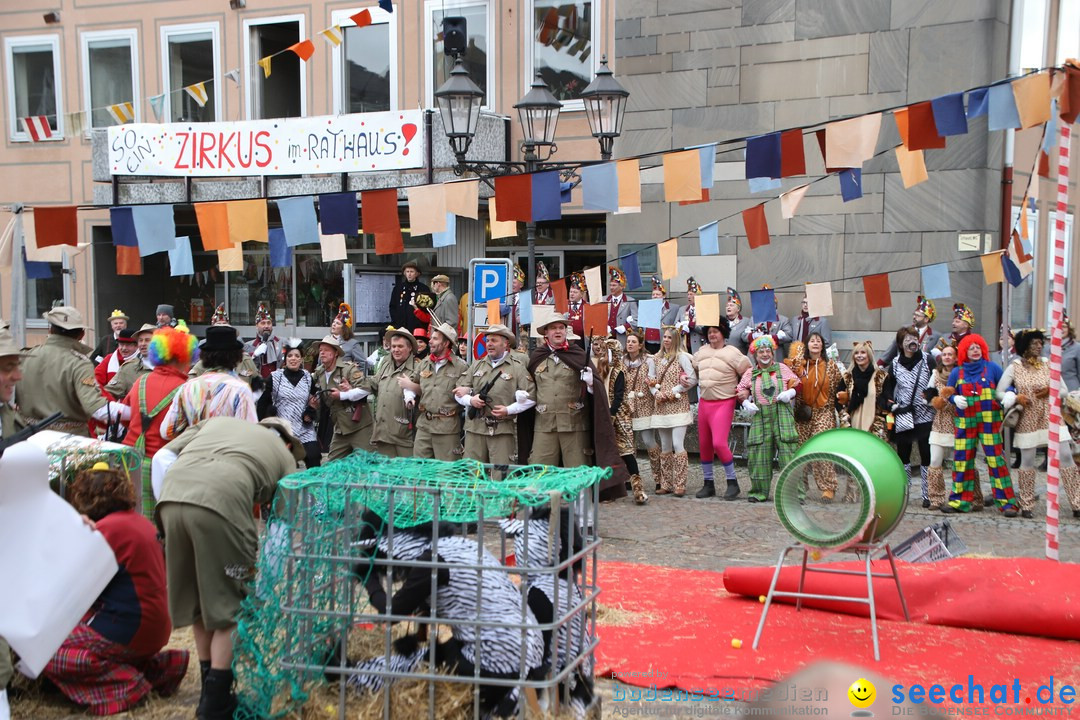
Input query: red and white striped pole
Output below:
<box><xmin>1046</xmin><ymin>123</ymin><xmax>1071</xmax><ymax>561</ymax></box>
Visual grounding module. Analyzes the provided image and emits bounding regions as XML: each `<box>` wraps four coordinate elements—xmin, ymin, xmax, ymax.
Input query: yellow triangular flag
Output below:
<box><xmin>658</xmin><ymin>238</ymin><xmax>678</xmax><ymax>280</ymax></box>
<box><xmin>895</xmin><ymin>146</ymin><xmax>928</xmax><ymax>189</ymax></box>
<box><xmin>320</xmin><ymin>26</ymin><xmax>343</xmax><ymax>46</ymax></box>
<box><xmin>257</xmin><ymin>57</ymin><xmax>272</xmax><ymax>79</ymax></box>
<box><xmin>184</xmin><ymin>82</ymin><xmax>209</xmax><ymax>107</ymax></box>
<box><xmin>489</xmin><ymin>198</ymin><xmax>517</xmax><ymax>239</ymax></box>
<box><xmin>615</xmin><ymin>159</ymin><xmax>641</xmax><ymax>214</ymax></box>
<box><xmin>107</xmin><ymin>102</ymin><xmax>135</xmax><ymax>124</ymax></box>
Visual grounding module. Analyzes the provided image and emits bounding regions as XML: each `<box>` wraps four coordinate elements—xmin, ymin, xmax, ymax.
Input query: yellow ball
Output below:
<box><xmin>731</xmin><ymin>638</ymin><xmax>742</xmax><ymax>649</ymax></box>
<box><xmin>847</xmin><ymin>678</ymin><xmax>876</xmax><ymax>709</ymax></box>
<box><xmin>759</xmin><ymin>595</ymin><xmax>766</xmax><ymax>603</ymax></box>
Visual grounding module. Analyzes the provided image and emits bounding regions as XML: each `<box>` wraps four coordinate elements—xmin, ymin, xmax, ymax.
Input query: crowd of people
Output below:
<box><xmin>3</xmin><ymin>258</ymin><xmax>1080</xmax><ymax>718</ymax></box>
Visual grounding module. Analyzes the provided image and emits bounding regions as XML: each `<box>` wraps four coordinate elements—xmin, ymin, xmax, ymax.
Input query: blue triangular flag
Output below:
<box><xmin>378</xmin><ymin>0</ymin><xmax>393</xmax><ymax>11</ymax></box>
<box><xmin>148</xmin><ymin>94</ymin><xmax>166</xmax><ymax>122</ymax></box>
<box><xmin>638</xmin><ymin>299</ymin><xmax>663</xmax><ymax>330</ymax></box>
<box><xmin>1043</xmin><ymin>100</ymin><xmax>1058</xmax><ymax>154</ymax></box>
<box><xmin>1002</xmin><ymin>253</ymin><xmax>1024</xmax><ymax>288</ymax></box>
<box><xmin>839</xmin><ymin>168</ymin><xmax>863</xmax><ymax>202</ymax></box>
<box><xmin>581</xmin><ymin>163</ymin><xmax>618</xmax><ymax>212</ymax></box>
<box><xmin>23</xmin><ymin>248</ymin><xmax>52</xmax><ymax>279</ymax></box>
<box><xmin>620</xmin><ymin>251</ymin><xmax>642</xmax><ymax>291</ymax></box>
<box><xmin>278</xmin><ymin>196</ymin><xmax>320</xmax><ymax>246</ymax></box>
<box><xmin>698</xmin><ymin>221</ymin><xmax>719</xmax><ymax>255</ymax></box>
<box><xmin>132</xmin><ymin>204</ymin><xmax>178</xmax><ymax>256</ymax></box>
<box><xmin>988</xmin><ymin>83</ymin><xmax>1022</xmax><ymax>131</ymax></box>
<box><xmin>518</xmin><ymin>295</ymin><xmax>533</xmax><ymax>325</ymax></box>
<box><xmin>749</xmin><ymin>288</ymin><xmax>778</xmax><ymax>323</ymax></box>
<box><xmin>432</xmin><ymin>212</ymin><xmax>457</xmax><ymax>248</ymax></box>
<box><xmin>748</xmin><ymin>176</ymin><xmax>781</xmax><ymax>194</ymax></box>
<box><xmin>531</xmin><ymin>171</ymin><xmax>562</xmax><ymax>221</ymax></box>
<box><xmin>966</xmin><ymin>87</ymin><xmax>989</xmax><ymax>118</ymax></box>
<box><xmin>168</xmin><ymin>236</ymin><xmax>194</xmax><ymax>277</ymax></box>
<box><xmin>319</xmin><ymin>192</ymin><xmax>359</xmax><ymax>235</ymax></box>
<box><xmin>269</xmin><ymin>228</ymin><xmax>292</xmax><ymax>268</ymax></box>
<box><xmin>745</xmin><ymin>133</ymin><xmax>782</xmax><ymax>179</ymax></box>
<box><xmin>560</xmin><ymin>181</ymin><xmax>573</xmax><ymax>204</ymax></box>
<box><xmin>931</xmin><ymin>93</ymin><xmax>968</xmax><ymax>136</ymax></box>
<box><xmin>110</xmin><ymin>207</ymin><xmax>138</xmax><ymax>247</ymax></box>
<box><xmin>921</xmin><ymin>263</ymin><xmax>951</xmax><ymax>299</ymax></box>
<box><xmin>698</xmin><ymin>144</ymin><xmax>716</xmax><ymax>188</ymax></box>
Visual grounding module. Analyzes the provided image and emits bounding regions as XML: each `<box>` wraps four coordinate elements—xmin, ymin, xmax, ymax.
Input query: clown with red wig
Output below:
<box><xmin>942</xmin><ymin>332</ymin><xmax>1019</xmax><ymax>517</ymax></box>
<box><xmin>118</xmin><ymin>323</ymin><xmax>200</xmax><ymax>516</ymax></box>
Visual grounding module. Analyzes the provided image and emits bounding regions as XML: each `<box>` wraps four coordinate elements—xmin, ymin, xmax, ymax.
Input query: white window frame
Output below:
<box><xmin>330</xmin><ymin>5</ymin><xmax>398</xmax><ymax>115</ymax></box>
<box><xmin>1057</xmin><ymin>0</ymin><xmax>1080</xmax><ymax>65</ymax></box>
<box><xmin>160</xmin><ymin>22</ymin><xmax>222</xmax><ymax>123</ymax></box>
<box><xmin>523</xmin><ymin>0</ymin><xmax>600</xmax><ymax>112</ymax></box>
<box><xmin>4</xmin><ymin>34</ymin><xmax>64</xmax><ymax>142</ymax></box>
<box><xmin>25</xmin><ymin>255</ymin><xmax>72</xmax><ymax>327</ymax></box>
<box><xmin>423</xmin><ymin>0</ymin><xmax>494</xmax><ymax>110</ymax></box>
<box><xmin>242</xmin><ymin>14</ymin><xmax>308</xmax><ymax>121</ymax></box>
<box><xmin>80</xmin><ymin>28</ymin><xmax>140</xmax><ymax>131</ymax></box>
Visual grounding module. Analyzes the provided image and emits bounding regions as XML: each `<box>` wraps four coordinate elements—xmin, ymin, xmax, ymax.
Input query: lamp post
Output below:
<box><xmin>435</xmin><ymin>55</ymin><xmax>629</xmax><ymax>292</ymax></box>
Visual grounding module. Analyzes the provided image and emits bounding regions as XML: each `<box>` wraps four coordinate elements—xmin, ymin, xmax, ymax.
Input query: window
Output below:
<box><xmin>331</xmin><ymin>6</ymin><xmax>397</xmax><ymax>114</ymax></box>
<box><xmin>1018</xmin><ymin>0</ymin><xmax>1048</xmax><ymax>71</ymax></box>
<box><xmin>1058</xmin><ymin>0</ymin><xmax>1080</xmax><ymax>64</ymax></box>
<box><xmin>161</xmin><ymin>23</ymin><xmax>221</xmax><ymax>123</ymax></box>
<box><xmin>81</xmin><ymin>30</ymin><xmax>139</xmax><ymax>129</ymax></box>
<box><xmin>528</xmin><ymin>0</ymin><xmax>597</xmax><ymax>103</ymax></box>
<box><xmin>4</xmin><ymin>34</ymin><xmax>63</xmax><ymax>141</ymax></box>
<box><xmin>244</xmin><ymin>16</ymin><xmax>305</xmax><ymax>120</ymax></box>
<box><xmin>26</xmin><ymin>262</ymin><xmax>67</xmax><ymax>322</ymax></box>
<box><xmin>426</xmin><ymin>0</ymin><xmax>491</xmax><ymax>108</ymax></box>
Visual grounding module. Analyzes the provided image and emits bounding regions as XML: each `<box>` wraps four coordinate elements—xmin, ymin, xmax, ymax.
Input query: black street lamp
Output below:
<box><xmin>433</xmin><ymin>57</ymin><xmax>484</xmax><ymax>161</ymax></box>
<box><xmin>581</xmin><ymin>55</ymin><xmax>630</xmax><ymax>162</ymax></box>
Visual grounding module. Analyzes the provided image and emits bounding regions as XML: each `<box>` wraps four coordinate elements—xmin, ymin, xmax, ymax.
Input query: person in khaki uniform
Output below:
<box><xmin>454</xmin><ymin>324</ymin><xmax>535</xmax><ymax>466</ymax></box>
<box><xmin>105</xmin><ymin>323</ymin><xmax>155</xmax><ymax>399</ymax></box>
<box><xmin>401</xmin><ymin>322</ymin><xmax>469</xmax><ymax>460</ymax></box>
<box><xmin>358</xmin><ymin>329</ymin><xmax>420</xmax><ymax>458</ymax></box>
<box><xmin>16</xmin><ymin>306</ymin><xmax>109</xmax><ymax>436</ymax></box>
<box><xmin>527</xmin><ymin>314</ymin><xmax>593</xmax><ymax>467</ymax></box>
<box><xmin>314</xmin><ymin>335</ymin><xmax>373</xmax><ymax>461</ymax></box>
<box><xmin>155</xmin><ymin>416</ymin><xmax>303</xmax><ymax>720</ymax></box>
<box><xmin>429</xmin><ymin>274</ymin><xmax>460</xmax><ymax>330</ymax></box>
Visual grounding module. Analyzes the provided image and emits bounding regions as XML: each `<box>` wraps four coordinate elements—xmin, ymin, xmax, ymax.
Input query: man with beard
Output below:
<box><xmin>400</xmin><ymin>322</ymin><xmax>469</xmax><ymax>460</ymax></box>
<box><xmin>881</xmin><ymin>296</ymin><xmax>939</xmax><ymax>367</ymax></box>
<box><xmin>389</xmin><ymin>261</ymin><xmax>430</xmax><ymax>333</ymax></box>
<box><xmin>244</xmin><ymin>303</ymin><xmax>284</xmax><ymax>379</ymax></box>
<box><xmin>313</xmin><ymin>335</ymin><xmax>373</xmax><ymax>461</ymax></box>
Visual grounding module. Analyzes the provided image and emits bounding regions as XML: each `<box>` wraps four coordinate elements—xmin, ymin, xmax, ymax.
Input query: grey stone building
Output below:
<box><xmin>609</xmin><ymin>0</ymin><xmax>1063</xmax><ymax>353</ymax></box>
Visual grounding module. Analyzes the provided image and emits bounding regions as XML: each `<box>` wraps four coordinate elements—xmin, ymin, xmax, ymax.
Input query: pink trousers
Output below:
<box><xmin>698</xmin><ymin>397</ymin><xmax>736</xmax><ymax>464</ymax></box>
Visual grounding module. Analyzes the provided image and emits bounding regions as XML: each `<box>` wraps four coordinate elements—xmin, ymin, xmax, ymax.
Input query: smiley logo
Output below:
<box><xmin>848</xmin><ymin>678</ymin><xmax>876</xmax><ymax>715</ymax></box>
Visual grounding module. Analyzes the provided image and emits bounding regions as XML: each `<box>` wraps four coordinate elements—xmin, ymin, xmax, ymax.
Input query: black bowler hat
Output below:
<box><xmin>202</xmin><ymin>325</ymin><xmax>243</xmax><ymax>351</ymax></box>
<box><xmin>117</xmin><ymin>328</ymin><xmax>138</xmax><ymax>342</ymax></box>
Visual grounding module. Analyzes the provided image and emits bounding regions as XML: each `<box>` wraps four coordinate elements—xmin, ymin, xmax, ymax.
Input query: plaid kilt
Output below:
<box><xmin>42</xmin><ymin>623</ymin><xmax>188</xmax><ymax>716</ymax></box>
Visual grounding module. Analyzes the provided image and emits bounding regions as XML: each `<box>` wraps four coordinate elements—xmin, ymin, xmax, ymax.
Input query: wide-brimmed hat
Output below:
<box><xmin>44</xmin><ymin>305</ymin><xmax>86</xmax><ymax>330</ymax></box>
<box><xmin>431</xmin><ymin>321</ymin><xmax>458</xmax><ymax>345</ymax></box>
<box><xmin>536</xmin><ymin>313</ymin><xmax>570</xmax><ymax>335</ymax></box>
<box><xmin>387</xmin><ymin>328</ymin><xmax>418</xmax><ymax>351</ymax></box>
<box><xmin>202</xmin><ymin>325</ymin><xmax>243</xmax><ymax>352</ymax></box>
<box><xmin>482</xmin><ymin>324</ymin><xmax>516</xmax><ymax>347</ymax></box>
<box><xmin>135</xmin><ymin>323</ymin><xmax>156</xmax><ymax>337</ymax></box>
<box><xmin>108</xmin><ymin>309</ymin><xmax>129</xmax><ymax>322</ymax></box>
<box><xmin>0</xmin><ymin>329</ymin><xmax>22</xmax><ymax>358</ymax></box>
<box><xmin>258</xmin><ymin>417</ymin><xmax>307</xmax><ymax>462</ymax></box>
<box><xmin>318</xmin><ymin>334</ymin><xmax>344</xmax><ymax>355</ymax></box>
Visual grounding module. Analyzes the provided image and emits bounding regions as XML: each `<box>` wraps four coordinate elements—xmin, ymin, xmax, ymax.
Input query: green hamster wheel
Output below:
<box><xmin>774</xmin><ymin>428</ymin><xmax>909</xmax><ymax>550</ymax></box>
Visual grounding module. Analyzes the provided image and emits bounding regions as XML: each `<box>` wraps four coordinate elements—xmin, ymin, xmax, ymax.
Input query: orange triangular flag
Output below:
<box><xmin>658</xmin><ymin>238</ymin><xmax>678</xmax><ymax>279</ymax></box>
<box><xmin>350</xmin><ymin>9</ymin><xmax>373</xmax><ymax>27</ymax></box>
<box><xmin>742</xmin><ymin>204</ymin><xmax>770</xmax><ymax>249</ymax></box>
<box><xmin>616</xmin><ymin>159</ymin><xmax>641</xmax><ymax>213</ymax></box>
<box><xmin>583</xmin><ymin>303</ymin><xmax>609</xmax><ymax>339</ymax></box>
<box><xmin>980</xmin><ymin>251</ymin><xmax>1005</xmax><ymax>284</ymax></box>
<box><xmin>551</xmin><ymin>278</ymin><xmax>568</xmax><ymax>313</ymax></box>
<box><xmin>288</xmin><ymin>39</ymin><xmax>315</xmax><ymax>62</ymax></box>
<box><xmin>662</xmin><ymin>150</ymin><xmax>702</xmax><ymax>203</ymax></box>
<box><xmin>1012</xmin><ymin>71</ymin><xmax>1051</xmax><ymax>129</ymax></box>
<box><xmin>116</xmin><ymin>245</ymin><xmax>142</xmax><ymax>276</ymax></box>
<box><xmin>863</xmin><ymin>273</ymin><xmax>891</xmax><ymax>310</ymax></box>
<box><xmin>195</xmin><ymin>203</ymin><xmax>233</xmax><ymax>251</ymax></box>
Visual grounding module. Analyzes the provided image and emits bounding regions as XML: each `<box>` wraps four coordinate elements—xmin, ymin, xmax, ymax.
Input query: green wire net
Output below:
<box><xmin>232</xmin><ymin>450</ymin><xmax>608</xmax><ymax>720</ymax></box>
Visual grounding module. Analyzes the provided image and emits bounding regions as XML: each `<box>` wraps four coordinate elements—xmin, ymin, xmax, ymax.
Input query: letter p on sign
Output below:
<box><xmin>474</xmin><ymin>264</ymin><xmax>507</xmax><ymax>303</ymax></box>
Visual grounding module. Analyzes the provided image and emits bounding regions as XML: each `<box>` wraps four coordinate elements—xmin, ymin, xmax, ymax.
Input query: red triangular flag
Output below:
<box><xmin>780</xmin><ymin>129</ymin><xmax>806</xmax><ymax>177</ymax></box>
<box><xmin>350</xmin><ymin>9</ymin><xmax>373</xmax><ymax>27</ymax></box>
<box><xmin>494</xmin><ymin>175</ymin><xmax>532</xmax><ymax>222</ymax></box>
<box><xmin>1038</xmin><ymin>150</ymin><xmax>1051</xmax><ymax>178</ymax></box>
<box><xmin>583</xmin><ymin>302</ymin><xmax>609</xmax><ymax>339</ymax></box>
<box><xmin>551</xmin><ymin>278</ymin><xmax>568</xmax><ymax>313</ymax></box>
<box><xmin>895</xmin><ymin>102</ymin><xmax>946</xmax><ymax>151</ymax></box>
<box><xmin>374</xmin><ymin>230</ymin><xmax>404</xmax><ymax>256</ymax></box>
<box><xmin>33</xmin><ymin>206</ymin><xmax>78</xmax><ymax>247</ymax></box>
<box><xmin>360</xmin><ymin>189</ymin><xmax>400</xmax><ymax>234</ymax></box>
<box><xmin>288</xmin><ymin>39</ymin><xmax>315</xmax><ymax>61</ymax></box>
<box><xmin>863</xmin><ymin>273</ymin><xmax>892</xmax><ymax>310</ymax></box>
<box><xmin>117</xmin><ymin>245</ymin><xmax>143</xmax><ymax>276</ymax></box>
<box><xmin>742</xmin><ymin>204</ymin><xmax>770</xmax><ymax>249</ymax></box>
<box><xmin>1059</xmin><ymin>64</ymin><xmax>1079</xmax><ymax>124</ymax></box>
<box><xmin>677</xmin><ymin>188</ymin><xmax>710</xmax><ymax>206</ymax></box>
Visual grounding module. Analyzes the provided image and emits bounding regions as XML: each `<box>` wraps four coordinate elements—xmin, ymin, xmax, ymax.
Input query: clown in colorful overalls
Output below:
<box><xmin>942</xmin><ymin>333</ymin><xmax>1020</xmax><ymax>517</ymax></box>
<box><xmin>735</xmin><ymin>336</ymin><xmax>801</xmax><ymax>502</ymax></box>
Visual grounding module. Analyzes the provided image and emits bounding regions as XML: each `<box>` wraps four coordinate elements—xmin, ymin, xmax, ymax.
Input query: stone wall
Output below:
<box><xmin>611</xmin><ymin>0</ymin><xmax>1012</xmax><ymax>347</ymax></box>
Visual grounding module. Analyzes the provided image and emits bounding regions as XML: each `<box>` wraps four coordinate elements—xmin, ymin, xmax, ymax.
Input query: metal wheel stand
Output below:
<box><xmin>751</xmin><ymin>517</ymin><xmax>911</xmax><ymax>661</ymax></box>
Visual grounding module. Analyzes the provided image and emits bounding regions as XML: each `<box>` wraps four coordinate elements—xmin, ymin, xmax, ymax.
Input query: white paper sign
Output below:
<box><xmin>0</xmin><ymin>442</ymin><xmax>117</xmax><ymax>677</ymax></box>
<box><xmin>107</xmin><ymin>109</ymin><xmax>425</xmax><ymax>177</ymax></box>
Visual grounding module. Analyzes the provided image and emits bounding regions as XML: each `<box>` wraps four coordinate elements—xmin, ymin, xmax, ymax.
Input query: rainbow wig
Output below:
<box><xmin>148</xmin><ymin>322</ymin><xmax>199</xmax><ymax>368</ymax></box>
<box><xmin>750</xmin><ymin>335</ymin><xmax>777</xmax><ymax>354</ymax></box>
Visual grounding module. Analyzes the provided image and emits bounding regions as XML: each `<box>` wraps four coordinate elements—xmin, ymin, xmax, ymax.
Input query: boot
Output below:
<box><xmin>926</xmin><ymin>466</ymin><xmax>948</xmax><ymax>509</ymax></box>
<box><xmin>655</xmin><ymin>452</ymin><xmax>674</xmax><ymax>495</ymax></box>
<box><xmin>630</xmin><ymin>474</ymin><xmax>648</xmax><ymax>505</ymax></box>
<box><xmin>1062</xmin><ymin>465</ymin><xmax>1080</xmax><ymax>518</ymax></box>
<box><xmin>722</xmin><ymin>478</ymin><xmax>741</xmax><ymax>500</ymax></box>
<box><xmin>1015</xmin><ymin>468</ymin><xmax>1037</xmax><ymax>518</ymax></box>
<box><xmin>648</xmin><ymin>447</ymin><xmax>663</xmax><ymax>492</ymax></box>
<box><xmin>199</xmin><ymin>668</ymin><xmax>238</xmax><ymax>720</ymax></box>
<box><xmin>673</xmin><ymin>452</ymin><xmax>689</xmax><ymax>497</ymax></box>
<box><xmin>695</xmin><ymin>482</ymin><xmax>716</xmax><ymax>499</ymax></box>
<box><xmin>919</xmin><ymin>466</ymin><xmax>930</xmax><ymax>507</ymax></box>
<box><xmin>196</xmin><ymin>660</ymin><xmax>212</xmax><ymax>717</ymax></box>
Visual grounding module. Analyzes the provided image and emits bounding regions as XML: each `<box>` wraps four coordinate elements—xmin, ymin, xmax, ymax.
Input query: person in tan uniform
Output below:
<box><xmin>16</xmin><ymin>307</ymin><xmax>109</xmax><ymax>436</ymax></box>
<box><xmin>105</xmin><ymin>323</ymin><xmax>155</xmax><ymax>399</ymax></box>
<box><xmin>312</xmin><ymin>335</ymin><xmax>372</xmax><ymax>461</ymax></box>
<box><xmin>527</xmin><ymin>314</ymin><xmax>593</xmax><ymax>467</ymax></box>
<box><xmin>356</xmin><ymin>329</ymin><xmax>420</xmax><ymax>458</ymax></box>
<box><xmin>401</xmin><ymin>322</ymin><xmax>469</xmax><ymax>460</ymax></box>
<box><xmin>454</xmin><ymin>324</ymin><xmax>534</xmax><ymax>466</ymax></box>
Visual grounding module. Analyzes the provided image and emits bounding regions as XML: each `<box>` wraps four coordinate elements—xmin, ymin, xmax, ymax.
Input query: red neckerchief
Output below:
<box><xmin>429</xmin><ymin>349</ymin><xmax>451</xmax><ymax>365</ymax></box>
<box><xmin>547</xmin><ymin>341</ymin><xmax>570</xmax><ymax>352</ymax></box>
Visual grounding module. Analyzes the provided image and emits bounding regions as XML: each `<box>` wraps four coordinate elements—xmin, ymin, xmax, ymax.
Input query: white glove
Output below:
<box><xmin>954</xmin><ymin>395</ymin><xmax>969</xmax><ymax>410</ymax></box>
<box><xmin>741</xmin><ymin>399</ymin><xmax>759</xmax><ymax>416</ymax></box>
<box><xmin>1002</xmin><ymin>391</ymin><xmax>1017</xmax><ymax>410</ymax></box>
<box><xmin>252</xmin><ymin>343</ymin><xmax>269</xmax><ymax>358</ymax></box>
<box><xmin>777</xmin><ymin>388</ymin><xmax>797</xmax><ymax>404</ymax></box>
<box><xmin>678</xmin><ymin>320</ymin><xmax>690</xmax><ymax>333</ymax></box>
<box><xmin>636</xmin><ymin>391</ymin><xmax>646</xmax><ymax>398</ymax></box>
<box><xmin>615</xmin><ymin>326</ymin><xmax>626</xmax><ymax>334</ymax></box>
<box><xmin>580</xmin><ymin>367</ymin><xmax>593</xmax><ymax>389</ymax></box>
<box><xmin>776</xmin><ymin>330</ymin><xmax>789</xmax><ymax>342</ymax></box>
<box><xmin>891</xmin><ymin>403</ymin><xmax>900</xmax><ymax>412</ymax></box>
<box><xmin>626</xmin><ymin>315</ymin><xmax>635</xmax><ymax>324</ymax></box>
<box><xmin>403</xmin><ymin>389</ymin><xmax>417</xmax><ymax>406</ymax></box>
<box><xmin>931</xmin><ymin>347</ymin><xmax>942</xmax><ymax>359</ymax></box>
<box><xmin>514</xmin><ymin>390</ymin><xmax>530</xmax><ymax>404</ymax></box>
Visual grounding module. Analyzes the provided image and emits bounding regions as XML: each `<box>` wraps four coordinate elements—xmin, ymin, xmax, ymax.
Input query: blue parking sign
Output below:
<box><xmin>473</xmin><ymin>263</ymin><xmax>508</xmax><ymax>303</ymax></box>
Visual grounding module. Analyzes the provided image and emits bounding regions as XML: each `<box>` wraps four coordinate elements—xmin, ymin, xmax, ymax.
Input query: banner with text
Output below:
<box><xmin>107</xmin><ymin>110</ymin><xmax>425</xmax><ymax>177</ymax></box>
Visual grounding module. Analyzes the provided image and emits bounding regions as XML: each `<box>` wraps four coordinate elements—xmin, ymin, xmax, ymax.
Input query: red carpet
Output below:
<box><xmin>595</xmin><ymin>561</ymin><xmax>1080</xmax><ymax>706</ymax></box>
